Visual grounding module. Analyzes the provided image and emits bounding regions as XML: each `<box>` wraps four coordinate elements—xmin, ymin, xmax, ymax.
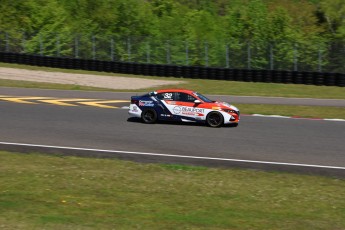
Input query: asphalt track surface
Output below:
<box><xmin>1</xmin><ymin>87</ymin><xmax>345</xmax><ymax>107</ymax></box>
<box><xmin>1</xmin><ymin>87</ymin><xmax>345</xmax><ymax>177</ymax></box>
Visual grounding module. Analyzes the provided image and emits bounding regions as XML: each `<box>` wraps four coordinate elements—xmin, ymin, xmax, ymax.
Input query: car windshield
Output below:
<box><xmin>194</xmin><ymin>92</ymin><xmax>213</xmax><ymax>103</ymax></box>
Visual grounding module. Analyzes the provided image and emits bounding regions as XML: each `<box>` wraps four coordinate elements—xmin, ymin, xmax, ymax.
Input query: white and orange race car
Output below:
<box><xmin>128</xmin><ymin>89</ymin><xmax>240</xmax><ymax>127</ymax></box>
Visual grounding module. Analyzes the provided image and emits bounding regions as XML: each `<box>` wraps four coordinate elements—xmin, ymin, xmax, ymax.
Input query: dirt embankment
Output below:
<box><xmin>0</xmin><ymin>67</ymin><xmax>184</xmax><ymax>90</ymax></box>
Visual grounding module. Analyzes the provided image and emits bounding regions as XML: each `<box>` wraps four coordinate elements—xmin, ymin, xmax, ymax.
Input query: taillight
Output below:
<box><xmin>131</xmin><ymin>99</ymin><xmax>138</xmax><ymax>104</ymax></box>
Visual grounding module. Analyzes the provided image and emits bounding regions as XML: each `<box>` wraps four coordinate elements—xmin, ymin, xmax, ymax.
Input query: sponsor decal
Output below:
<box><xmin>160</xmin><ymin>114</ymin><xmax>172</xmax><ymax>117</ymax></box>
<box><xmin>212</xmin><ymin>107</ymin><xmax>221</xmax><ymax>110</ymax></box>
<box><xmin>173</xmin><ymin>106</ymin><xmax>182</xmax><ymax>114</ymax></box>
<box><xmin>172</xmin><ymin>106</ymin><xmax>204</xmax><ymax>116</ymax></box>
<box><xmin>132</xmin><ymin>105</ymin><xmax>139</xmax><ymax>112</ymax></box>
<box><xmin>139</xmin><ymin>100</ymin><xmax>154</xmax><ymax>107</ymax></box>
<box><xmin>182</xmin><ymin>107</ymin><xmax>204</xmax><ymax>114</ymax></box>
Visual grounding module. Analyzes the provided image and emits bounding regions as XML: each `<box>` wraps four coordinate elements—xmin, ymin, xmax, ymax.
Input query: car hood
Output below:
<box><xmin>213</xmin><ymin>101</ymin><xmax>239</xmax><ymax>111</ymax></box>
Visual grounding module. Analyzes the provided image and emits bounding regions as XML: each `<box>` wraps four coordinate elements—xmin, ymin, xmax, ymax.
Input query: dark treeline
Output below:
<box><xmin>0</xmin><ymin>0</ymin><xmax>344</xmax><ymax>72</ymax></box>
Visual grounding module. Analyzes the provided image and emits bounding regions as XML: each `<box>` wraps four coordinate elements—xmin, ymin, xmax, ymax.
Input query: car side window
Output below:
<box><xmin>157</xmin><ymin>92</ymin><xmax>175</xmax><ymax>100</ymax></box>
<box><xmin>176</xmin><ymin>93</ymin><xmax>197</xmax><ymax>102</ymax></box>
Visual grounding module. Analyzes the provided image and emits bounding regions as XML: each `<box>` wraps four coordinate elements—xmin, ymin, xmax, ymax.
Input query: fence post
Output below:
<box><xmin>247</xmin><ymin>41</ymin><xmax>251</xmax><ymax>69</ymax></box>
<box><xmin>318</xmin><ymin>47</ymin><xmax>322</xmax><ymax>72</ymax></box>
<box><xmin>270</xmin><ymin>43</ymin><xmax>274</xmax><ymax>70</ymax></box>
<box><xmin>185</xmin><ymin>41</ymin><xmax>189</xmax><ymax>66</ymax></box>
<box><xmin>166</xmin><ymin>40</ymin><xmax>171</xmax><ymax>64</ymax></box>
<box><xmin>127</xmin><ymin>37</ymin><xmax>131</xmax><ymax>62</ymax></box>
<box><xmin>146</xmin><ymin>42</ymin><xmax>150</xmax><ymax>64</ymax></box>
<box><xmin>5</xmin><ymin>32</ymin><xmax>9</xmax><ymax>52</ymax></box>
<box><xmin>293</xmin><ymin>44</ymin><xmax>298</xmax><ymax>71</ymax></box>
<box><xmin>110</xmin><ymin>38</ymin><xmax>114</xmax><ymax>61</ymax></box>
<box><xmin>226</xmin><ymin>45</ymin><xmax>229</xmax><ymax>68</ymax></box>
<box><xmin>56</xmin><ymin>34</ymin><xmax>60</xmax><ymax>57</ymax></box>
<box><xmin>75</xmin><ymin>36</ymin><xmax>79</xmax><ymax>58</ymax></box>
<box><xmin>92</xmin><ymin>35</ymin><xmax>96</xmax><ymax>60</ymax></box>
<box><xmin>205</xmin><ymin>41</ymin><xmax>209</xmax><ymax>67</ymax></box>
<box><xmin>22</xmin><ymin>32</ymin><xmax>26</xmax><ymax>53</ymax></box>
<box><xmin>39</xmin><ymin>34</ymin><xmax>43</xmax><ymax>56</ymax></box>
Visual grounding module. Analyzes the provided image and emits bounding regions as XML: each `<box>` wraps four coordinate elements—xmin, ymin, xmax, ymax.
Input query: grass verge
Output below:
<box><xmin>1</xmin><ymin>151</ymin><xmax>344</xmax><ymax>229</ymax></box>
<box><xmin>1</xmin><ymin>62</ymin><xmax>345</xmax><ymax>99</ymax></box>
<box><xmin>238</xmin><ymin>104</ymin><xmax>345</xmax><ymax>119</ymax></box>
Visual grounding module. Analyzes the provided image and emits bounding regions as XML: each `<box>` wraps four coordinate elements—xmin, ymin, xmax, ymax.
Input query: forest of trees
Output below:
<box><xmin>0</xmin><ymin>0</ymin><xmax>345</xmax><ymax>72</ymax></box>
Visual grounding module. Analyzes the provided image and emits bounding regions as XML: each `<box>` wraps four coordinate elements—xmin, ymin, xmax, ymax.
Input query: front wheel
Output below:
<box><xmin>141</xmin><ymin>109</ymin><xmax>158</xmax><ymax>124</ymax></box>
<box><xmin>206</xmin><ymin>112</ymin><xmax>224</xmax><ymax>128</ymax></box>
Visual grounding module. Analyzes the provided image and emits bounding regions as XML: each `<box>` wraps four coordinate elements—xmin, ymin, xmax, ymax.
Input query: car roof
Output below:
<box><xmin>156</xmin><ymin>89</ymin><xmax>195</xmax><ymax>94</ymax></box>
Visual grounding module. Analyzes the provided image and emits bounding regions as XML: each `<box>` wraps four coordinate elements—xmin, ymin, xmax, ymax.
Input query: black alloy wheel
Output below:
<box><xmin>141</xmin><ymin>109</ymin><xmax>158</xmax><ymax>124</ymax></box>
<box><xmin>206</xmin><ymin>112</ymin><xmax>224</xmax><ymax>128</ymax></box>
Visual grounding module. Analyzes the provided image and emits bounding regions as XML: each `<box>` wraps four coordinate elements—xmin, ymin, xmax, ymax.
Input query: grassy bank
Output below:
<box><xmin>0</xmin><ymin>151</ymin><xmax>344</xmax><ymax>229</ymax></box>
<box><xmin>1</xmin><ymin>62</ymin><xmax>345</xmax><ymax>99</ymax></box>
<box><xmin>238</xmin><ymin>104</ymin><xmax>345</xmax><ymax>119</ymax></box>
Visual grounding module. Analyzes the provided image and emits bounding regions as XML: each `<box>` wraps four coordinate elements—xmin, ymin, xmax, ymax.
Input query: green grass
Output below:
<box><xmin>1</xmin><ymin>62</ymin><xmax>345</xmax><ymax>99</ymax></box>
<box><xmin>238</xmin><ymin>104</ymin><xmax>345</xmax><ymax>119</ymax></box>
<box><xmin>0</xmin><ymin>151</ymin><xmax>344</xmax><ymax>229</ymax></box>
<box><xmin>178</xmin><ymin>79</ymin><xmax>345</xmax><ymax>99</ymax></box>
<box><xmin>1</xmin><ymin>64</ymin><xmax>344</xmax><ymax>229</ymax></box>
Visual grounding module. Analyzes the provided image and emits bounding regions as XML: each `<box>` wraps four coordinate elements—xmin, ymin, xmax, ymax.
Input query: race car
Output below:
<box><xmin>128</xmin><ymin>89</ymin><xmax>240</xmax><ymax>127</ymax></box>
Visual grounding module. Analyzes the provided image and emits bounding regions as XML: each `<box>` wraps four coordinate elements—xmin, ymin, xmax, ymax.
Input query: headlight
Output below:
<box><xmin>222</xmin><ymin>109</ymin><xmax>238</xmax><ymax>114</ymax></box>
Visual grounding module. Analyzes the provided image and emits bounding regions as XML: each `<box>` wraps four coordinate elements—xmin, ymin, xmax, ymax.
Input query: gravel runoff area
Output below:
<box><xmin>0</xmin><ymin>67</ymin><xmax>184</xmax><ymax>90</ymax></box>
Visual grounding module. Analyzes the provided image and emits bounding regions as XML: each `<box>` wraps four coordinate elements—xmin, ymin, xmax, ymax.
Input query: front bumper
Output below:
<box><xmin>223</xmin><ymin>112</ymin><xmax>240</xmax><ymax>124</ymax></box>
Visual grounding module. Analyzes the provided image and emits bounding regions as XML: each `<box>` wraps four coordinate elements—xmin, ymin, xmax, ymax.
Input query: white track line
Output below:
<box><xmin>1</xmin><ymin>142</ymin><xmax>344</xmax><ymax>170</ymax></box>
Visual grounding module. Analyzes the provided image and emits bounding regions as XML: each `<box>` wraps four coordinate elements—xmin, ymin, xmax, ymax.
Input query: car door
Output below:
<box><xmin>155</xmin><ymin>92</ymin><xmax>177</xmax><ymax>119</ymax></box>
<box><xmin>173</xmin><ymin>92</ymin><xmax>206</xmax><ymax>119</ymax></box>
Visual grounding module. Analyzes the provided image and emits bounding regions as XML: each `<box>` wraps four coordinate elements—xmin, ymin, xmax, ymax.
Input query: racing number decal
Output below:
<box><xmin>164</xmin><ymin>93</ymin><xmax>173</xmax><ymax>99</ymax></box>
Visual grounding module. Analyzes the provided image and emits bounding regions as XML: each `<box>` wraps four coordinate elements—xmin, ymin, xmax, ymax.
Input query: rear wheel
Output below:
<box><xmin>141</xmin><ymin>109</ymin><xmax>158</xmax><ymax>124</ymax></box>
<box><xmin>206</xmin><ymin>112</ymin><xmax>224</xmax><ymax>128</ymax></box>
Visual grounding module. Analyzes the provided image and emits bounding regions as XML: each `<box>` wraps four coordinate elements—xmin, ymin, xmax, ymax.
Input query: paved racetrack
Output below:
<box><xmin>1</xmin><ymin>87</ymin><xmax>345</xmax><ymax>107</ymax></box>
<box><xmin>1</xmin><ymin>88</ymin><xmax>344</xmax><ymax>177</ymax></box>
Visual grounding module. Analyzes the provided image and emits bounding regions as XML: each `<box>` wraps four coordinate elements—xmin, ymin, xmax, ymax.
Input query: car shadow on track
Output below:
<box><xmin>127</xmin><ymin>117</ymin><xmax>238</xmax><ymax>128</ymax></box>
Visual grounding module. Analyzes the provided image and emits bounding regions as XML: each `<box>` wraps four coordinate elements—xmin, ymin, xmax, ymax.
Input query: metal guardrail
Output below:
<box><xmin>0</xmin><ymin>52</ymin><xmax>344</xmax><ymax>87</ymax></box>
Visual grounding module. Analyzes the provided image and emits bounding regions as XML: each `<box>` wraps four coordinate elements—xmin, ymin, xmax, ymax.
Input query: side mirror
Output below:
<box><xmin>149</xmin><ymin>91</ymin><xmax>157</xmax><ymax>96</ymax></box>
<box><xmin>194</xmin><ymin>100</ymin><xmax>202</xmax><ymax>104</ymax></box>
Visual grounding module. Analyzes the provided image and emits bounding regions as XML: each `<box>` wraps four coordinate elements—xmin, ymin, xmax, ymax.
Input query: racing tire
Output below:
<box><xmin>206</xmin><ymin>112</ymin><xmax>224</xmax><ymax>128</ymax></box>
<box><xmin>141</xmin><ymin>109</ymin><xmax>158</xmax><ymax>124</ymax></box>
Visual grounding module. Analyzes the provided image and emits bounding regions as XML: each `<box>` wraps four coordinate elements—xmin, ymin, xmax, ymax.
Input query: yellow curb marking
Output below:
<box><xmin>79</xmin><ymin>100</ymin><xmax>130</xmax><ymax>108</ymax></box>
<box><xmin>0</xmin><ymin>97</ymin><xmax>54</xmax><ymax>104</ymax></box>
<box><xmin>37</xmin><ymin>98</ymin><xmax>101</xmax><ymax>106</ymax></box>
<box><xmin>0</xmin><ymin>95</ymin><xmax>129</xmax><ymax>109</ymax></box>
